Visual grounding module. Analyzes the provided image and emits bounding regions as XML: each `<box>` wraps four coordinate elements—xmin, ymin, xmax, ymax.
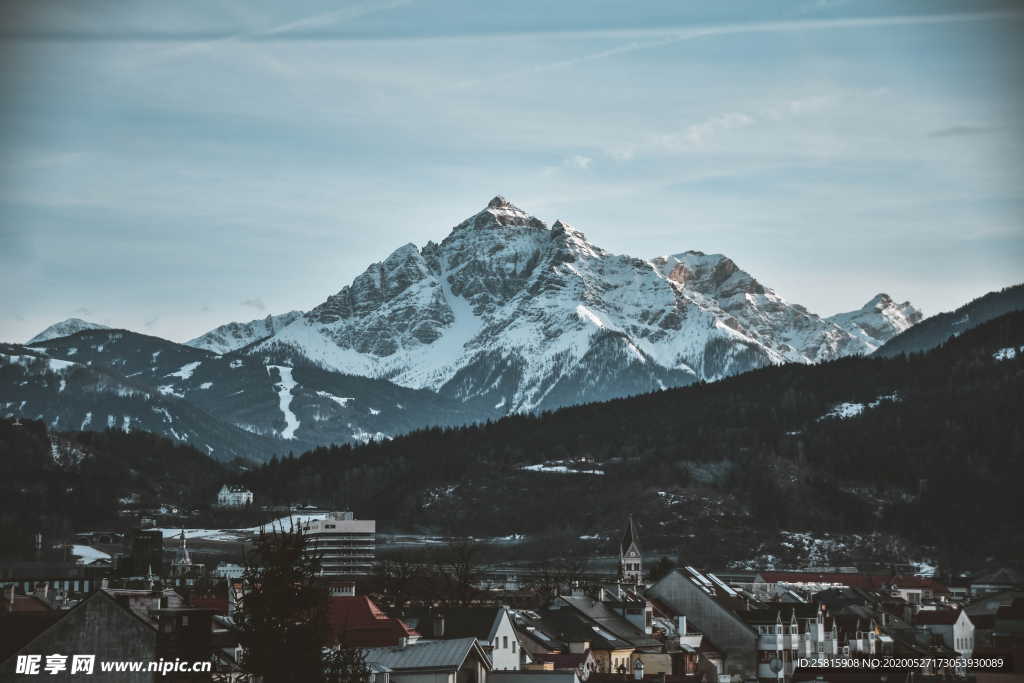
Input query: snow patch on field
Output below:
<box><xmin>316</xmin><ymin>390</ymin><xmax>353</xmax><ymax>407</ymax></box>
<box><xmin>351</xmin><ymin>426</ymin><xmax>391</xmax><ymax>443</ymax></box>
<box><xmin>152</xmin><ymin>513</ymin><xmax>332</xmax><ymax>542</ymax></box>
<box><xmin>72</xmin><ymin>545</ymin><xmax>111</xmax><ymax>565</ymax></box>
<box><xmin>993</xmin><ymin>345</ymin><xmax>1022</xmax><ymax>361</ymax></box>
<box><xmin>158</xmin><ymin>385</ymin><xmax>185</xmax><ymax>398</ymax></box>
<box><xmin>521</xmin><ymin>461</ymin><xmax>605</xmax><ymax>475</ymax></box>
<box><xmin>166</xmin><ymin>361</ymin><xmax>201</xmax><ymax>380</ymax></box>
<box><xmin>820</xmin><ymin>392</ymin><xmax>900</xmax><ymax>421</ymax></box>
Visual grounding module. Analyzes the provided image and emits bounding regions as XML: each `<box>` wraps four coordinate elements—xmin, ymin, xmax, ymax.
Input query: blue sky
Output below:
<box><xmin>1</xmin><ymin>0</ymin><xmax>1022</xmax><ymax>343</ymax></box>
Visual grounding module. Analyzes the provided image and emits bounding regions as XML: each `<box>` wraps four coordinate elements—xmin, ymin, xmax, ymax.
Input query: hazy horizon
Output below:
<box><xmin>2</xmin><ymin>0</ymin><xmax>1023</xmax><ymax>343</ymax></box>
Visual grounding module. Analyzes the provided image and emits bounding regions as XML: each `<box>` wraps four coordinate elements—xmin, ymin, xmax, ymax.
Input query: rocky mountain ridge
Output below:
<box><xmin>250</xmin><ymin>196</ymin><xmax>919</xmax><ymax>412</ymax></box>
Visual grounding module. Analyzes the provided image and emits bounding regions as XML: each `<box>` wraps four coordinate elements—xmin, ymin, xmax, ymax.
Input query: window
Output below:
<box><xmin>503</xmin><ymin>636</ymin><xmax>508</xmax><ymax>649</ymax></box>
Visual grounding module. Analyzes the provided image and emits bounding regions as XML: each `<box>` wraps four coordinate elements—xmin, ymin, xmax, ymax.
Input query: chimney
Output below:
<box><xmin>433</xmin><ymin>613</ymin><xmax>446</xmax><ymax>638</ymax></box>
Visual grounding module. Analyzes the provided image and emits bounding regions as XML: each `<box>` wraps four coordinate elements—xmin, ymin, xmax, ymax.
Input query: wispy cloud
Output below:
<box><xmin>564</xmin><ymin>155</ymin><xmax>593</xmax><ymax>170</ymax></box>
<box><xmin>928</xmin><ymin>125</ymin><xmax>1000</xmax><ymax>139</ymax></box>
<box><xmin>128</xmin><ymin>0</ymin><xmax>414</xmax><ymax>67</ymax></box>
<box><xmin>453</xmin><ymin>10</ymin><xmax>1023</xmax><ymax>89</ymax></box>
<box><xmin>241</xmin><ymin>298</ymin><xmax>266</xmax><ymax>311</ymax></box>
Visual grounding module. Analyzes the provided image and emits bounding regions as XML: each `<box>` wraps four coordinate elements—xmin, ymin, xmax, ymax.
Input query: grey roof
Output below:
<box><xmin>397</xmin><ymin>607</ymin><xmax>504</xmax><ymax>641</ymax></box>
<box><xmin>557</xmin><ymin>596</ymin><xmax>661</xmax><ymax>648</ymax></box>
<box><xmin>363</xmin><ymin>637</ymin><xmax>487</xmax><ymax>672</ymax></box>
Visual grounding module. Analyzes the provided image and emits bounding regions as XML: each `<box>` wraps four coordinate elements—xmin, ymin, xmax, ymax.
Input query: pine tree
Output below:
<box><xmin>234</xmin><ymin>520</ymin><xmax>331</xmax><ymax>682</ymax></box>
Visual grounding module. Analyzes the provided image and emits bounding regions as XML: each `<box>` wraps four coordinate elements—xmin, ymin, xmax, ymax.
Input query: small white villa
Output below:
<box><xmin>216</xmin><ymin>484</ymin><xmax>254</xmax><ymax>507</ymax></box>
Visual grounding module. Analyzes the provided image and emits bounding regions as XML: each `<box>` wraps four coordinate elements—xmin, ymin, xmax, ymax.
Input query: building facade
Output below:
<box><xmin>216</xmin><ymin>484</ymin><xmax>254</xmax><ymax>507</ymax></box>
<box><xmin>303</xmin><ymin>512</ymin><xmax>376</xmax><ymax>577</ymax></box>
<box><xmin>619</xmin><ymin>517</ymin><xmax>642</xmax><ymax>585</ymax></box>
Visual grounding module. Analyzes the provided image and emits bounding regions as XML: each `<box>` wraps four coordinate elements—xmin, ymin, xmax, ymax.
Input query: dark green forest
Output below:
<box><xmin>1</xmin><ymin>311</ymin><xmax>1021</xmax><ymax>569</ymax></box>
<box><xmin>241</xmin><ymin>311</ymin><xmax>1024</xmax><ymax>566</ymax></box>
<box><xmin>0</xmin><ymin>422</ymin><xmax>227</xmax><ymax>557</ymax></box>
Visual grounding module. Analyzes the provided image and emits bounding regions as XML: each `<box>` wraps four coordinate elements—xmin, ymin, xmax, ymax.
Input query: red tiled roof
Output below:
<box><xmin>327</xmin><ymin>596</ymin><xmax>419</xmax><ymax>648</ymax></box>
<box><xmin>914</xmin><ymin>610</ymin><xmax>960</xmax><ymax>626</ymax></box>
<box><xmin>189</xmin><ymin>596</ymin><xmax>229</xmax><ymax>615</ymax></box>
<box><xmin>891</xmin><ymin>576</ymin><xmax>948</xmax><ymax>592</ymax></box>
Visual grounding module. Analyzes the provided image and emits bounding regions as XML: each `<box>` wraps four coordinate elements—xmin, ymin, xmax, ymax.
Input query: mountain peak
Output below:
<box><xmin>487</xmin><ymin>195</ymin><xmax>514</xmax><ymax>209</ymax></box>
<box><xmin>449</xmin><ymin>196</ymin><xmax>547</xmax><ymax>235</ymax></box>
<box><xmin>827</xmin><ymin>294</ymin><xmax>922</xmax><ymax>352</ymax></box>
<box><xmin>27</xmin><ymin>318</ymin><xmax>110</xmax><ymax>345</ymax></box>
<box><xmin>865</xmin><ymin>293</ymin><xmax>893</xmax><ymax>309</ymax></box>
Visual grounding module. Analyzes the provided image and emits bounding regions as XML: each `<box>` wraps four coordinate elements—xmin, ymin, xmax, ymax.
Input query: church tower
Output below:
<box><xmin>620</xmin><ymin>515</ymin><xmax>642</xmax><ymax>584</ymax></box>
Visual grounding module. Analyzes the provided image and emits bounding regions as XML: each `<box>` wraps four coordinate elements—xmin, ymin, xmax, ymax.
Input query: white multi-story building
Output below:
<box><xmin>302</xmin><ymin>511</ymin><xmax>375</xmax><ymax>577</ymax></box>
<box><xmin>217</xmin><ymin>484</ymin><xmax>254</xmax><ymax>507</ymax></box>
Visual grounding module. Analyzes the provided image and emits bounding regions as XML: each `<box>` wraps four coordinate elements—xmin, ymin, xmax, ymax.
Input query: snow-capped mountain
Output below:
<box><xmin>27</xmin><ymin>318</ymin><xmax>109</xmax><ymax>344</ymax></box>
<box><xmin>874</xmin><ymin>283</ymin><xmax>1024</xmax><ymax>358</ymax></box>
<box><xmin>252</xmin><ymin>196</ymin><xmax>916</xmax><ymax>413</ymax></box>
<box><xmin>0</xmin><ymin>342</ymin><xmax>280</xmax><ymax>461</ymax></box>
<box><xmin>186</xmin><ymin>311</ymin><xmax>304</xmax><ymax>354</ymax></box>
<box><xmin>7</xmin><ymin>328</ymin><xmax>480</xmax><ymax>460</ymax></box>
<box><xmin>826</xmin><ymin>294</ymin><xmax>922</xmax><ymax>353</ymax></box>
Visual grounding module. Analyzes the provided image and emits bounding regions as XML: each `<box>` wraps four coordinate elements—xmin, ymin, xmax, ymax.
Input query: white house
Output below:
<box><xmin>915</xmin><ymin>610</ymin><xmax>974</xmax><ymax>658</ymax></box>
<box><xmin>363</xmin><ymin>637</ymin><xmax>492</xmax><ymax>683</ymax></box>
<box><xmin>217</xmin><ymin>484</ymin><xmax>254</xmax><ymax>507</ymax></box>
<box><xmin>398</xmin><ymin>606</ymin><xmax>521</xmax><ymax>671</ymax></box>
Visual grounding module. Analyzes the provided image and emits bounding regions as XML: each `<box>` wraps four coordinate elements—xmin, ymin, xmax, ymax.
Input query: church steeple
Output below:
<box><xmin>619</xmin><ymin>515</ymin><xmax>642</xmax><ymax>584</ymax></box>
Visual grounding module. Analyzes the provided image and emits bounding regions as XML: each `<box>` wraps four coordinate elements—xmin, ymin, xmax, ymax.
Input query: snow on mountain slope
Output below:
<box><xmin>18</xmin><ymin>329</ymin><xmax>479</xmax><ymax>454</ymax></box>
<box><xmin>27</xmin><ymin>318</ymin><xmax>110</xmax><ymax>344</ymax></box>
<box><xmin>254</xmin><ymin>196</ymin><xmax>916</xmax><ymax>413</ymax></box>
<box><xmin>826</xmin><ymin>294</ymin><xmax>922</xmax><ymax>353</ymax></box>
<box><xmin>0</xmin><ymin>342</ymin><xmax>282</xmax><ymax>461</ymax></box>
<box><xmin>185</xmin><ymin>311</ymin><xmax>304</xmax><ymax>354</ymax></box>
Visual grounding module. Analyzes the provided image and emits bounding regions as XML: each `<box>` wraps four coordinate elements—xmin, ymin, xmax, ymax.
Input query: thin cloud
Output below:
<box><xmin>453</xmin><ymin>10</ymin><xmax>1023</xmax><ymax>89</ymax></box>
<box><xmin>928</xmin><ymin>125</ymin><xmax>999</xmax><ymax>139</ymax></box>
<box><xmin>125</xmin><ymin>0</ymin><xmax>414</xmax><ymax>68</ymax></box>
<box><xmin>241</xmin><ymin>298</ymin><xmax>267</xmax><ymax>311</ymax></box>
<box><xmin>565</xmin><ymin>155</ymin><xmax>593</xmax><ymax>170</ymax></box>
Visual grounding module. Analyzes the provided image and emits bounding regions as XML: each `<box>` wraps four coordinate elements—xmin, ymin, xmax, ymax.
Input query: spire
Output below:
<box><xmin>175</xmin><ymin>529</ymin><xmax>191</xmax><ymax>566</ymax></box>
<box><xmin>621</xmin><ymin>514</ymin><xmax>639</xmax><ymax>554</ymax></box>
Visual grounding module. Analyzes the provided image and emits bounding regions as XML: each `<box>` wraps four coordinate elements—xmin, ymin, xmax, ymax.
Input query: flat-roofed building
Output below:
<box><xmin>303</xmin><ymin>512</ymin><xmax>375</xmax><ymax>577</ymax></box>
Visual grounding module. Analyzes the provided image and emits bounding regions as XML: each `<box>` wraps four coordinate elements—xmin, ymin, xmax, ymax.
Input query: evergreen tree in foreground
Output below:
<box><xmin>234</xmin><ymin>520</ymin><xmax>330</xmax><ymax>682</ymax></box>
